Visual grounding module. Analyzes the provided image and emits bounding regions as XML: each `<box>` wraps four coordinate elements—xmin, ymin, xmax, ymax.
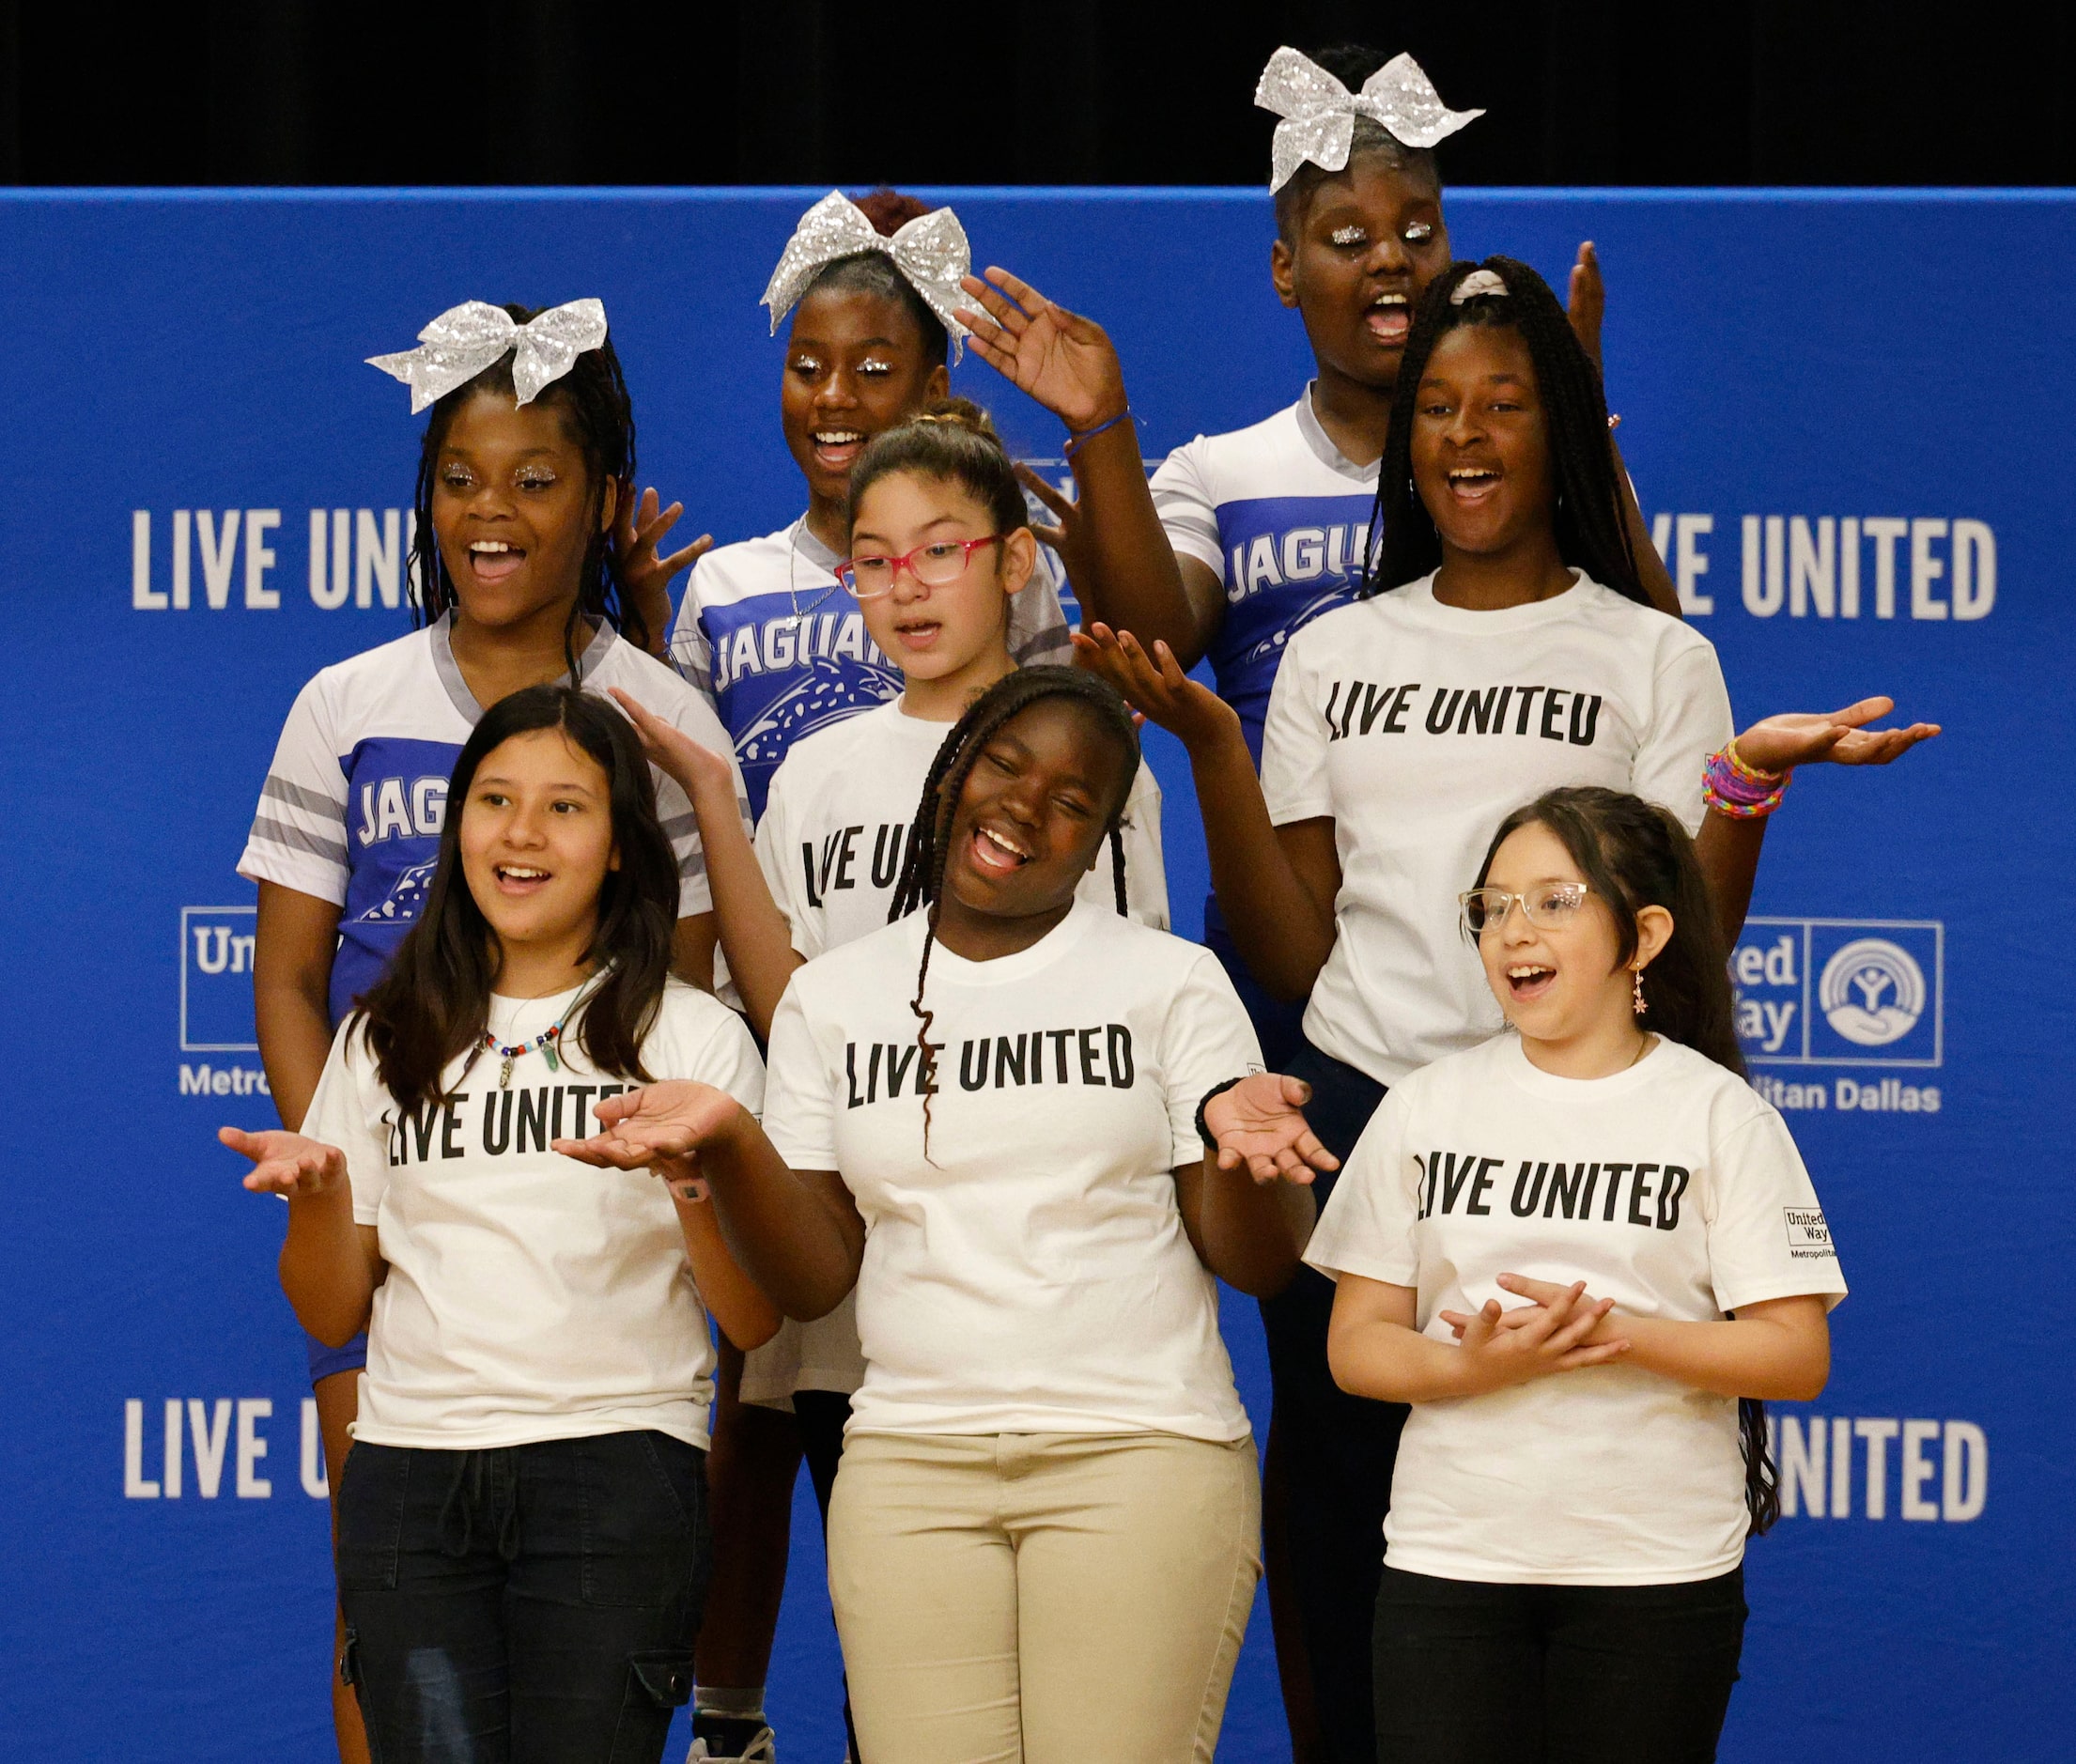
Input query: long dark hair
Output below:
<box><xmin>1364</xmin><ymin>256</ymin><xmax>1647</xmax><ymax>606</ymax></box>
<box><xmin>1470</xmin><ymin>784</ymin><xmax>1779</xmax><ymax>1534</ymax></box>
<box><xmin>407</xmin><ymin>302</ymin><xmax>646</xmax><ymax>675</ymax></box>
<box><xmin>887</xmin><ymin>667</ymin><xmax>1139</xmax><ymax>1155</ymax></box>
<box><xmin>355</xmin><ymin>686</ymin><xmax>678</xmax><ymax>1115</ymax></box>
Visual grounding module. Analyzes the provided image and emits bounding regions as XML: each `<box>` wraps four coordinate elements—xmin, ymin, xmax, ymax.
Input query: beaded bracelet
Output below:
<box><xmin>1703</xmin><ymin>738</ymin><xmax>1792</xmax><ymax>819</ymax></box>
<box><xmin>1061</xmin><ymin>407</ymin><xmax>1132</xmax><ymax>460</ymax></box>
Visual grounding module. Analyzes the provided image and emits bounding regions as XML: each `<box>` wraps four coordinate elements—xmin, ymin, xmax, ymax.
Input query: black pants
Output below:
<box><xmin>1261</xmin><ymin>1038</ymin><xmax>1403</xmax><ymax>1764</ymax></box>
<box><xmin>336</xmin><ymin>1431</ymin><xmax>710</xmax><ymax>1764</ymax></box>
<box><xmin>1372</xmin><ymin>1566</ymin><xmax>1748</xmax><ymax>1763</ymax></box>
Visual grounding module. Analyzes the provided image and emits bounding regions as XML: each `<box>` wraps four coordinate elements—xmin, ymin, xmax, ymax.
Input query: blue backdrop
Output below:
<box><xmin>0</xmin><ymin>186</ymin><xmax>2064</xmax><ymax>1761</ymax></box>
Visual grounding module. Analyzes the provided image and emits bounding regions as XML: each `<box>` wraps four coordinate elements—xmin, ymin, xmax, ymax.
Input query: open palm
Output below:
<box><xmin>1735</xmin><ymin>696</ymin><xmax>1940</xmax><ymax>773</ymax></box>
<box><xmin>956</xmin><ymin>268</ymin><xmax>1125</xmax><ymax>434</ymax></box>
<box><xmin>1202</xmin><ymin>1073</ymin><xmax>1340</xmax><ymax>1185</ymax></box>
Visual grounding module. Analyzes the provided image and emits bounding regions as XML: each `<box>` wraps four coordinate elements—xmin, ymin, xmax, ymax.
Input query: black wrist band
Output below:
<box><xmin>1195</xmin><ymin>1075</ymin><xmax>1248</xmax><ymax>1150</ymax></box>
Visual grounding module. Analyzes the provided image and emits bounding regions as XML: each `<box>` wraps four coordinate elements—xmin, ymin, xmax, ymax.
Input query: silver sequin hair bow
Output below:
<box><xmin>761</xmin><ymin>190</ymin><xmax>972</xmax><ymax>363</ymax></box>
<box><xmin>366</xmin><ymin>298</ymin><xmax>610</xmax><ymax>415</ymax></box>
<box><xmin>1254</xmin><ymin>48</ymin><xmax>1484</xmax><ymax>193</ymax></box>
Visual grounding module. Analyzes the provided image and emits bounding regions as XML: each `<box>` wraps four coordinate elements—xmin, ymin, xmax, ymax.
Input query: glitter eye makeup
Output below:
<box><xmin>1405</xmin><ymin>222</ymin><xmax>1435</xmax><ymax>243</ymax></box>
<box><xmin>1331</xmin><ymin>224</ymin><xmax>1367</xmax><ymax>247</ymax></box>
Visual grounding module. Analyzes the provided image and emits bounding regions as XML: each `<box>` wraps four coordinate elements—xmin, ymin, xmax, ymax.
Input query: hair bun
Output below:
<box><xmin>912</xmin><ymin>396</ymin><xmax>1003</xmax><ymax>446</ymax></box>
<box><xmin>850</xmin><ymin>187</ymin><xmax>935</xmax><ymax>239</ymax></box>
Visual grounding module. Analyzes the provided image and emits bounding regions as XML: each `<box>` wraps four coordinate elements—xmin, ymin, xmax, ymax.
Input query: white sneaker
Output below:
<box><xmin>687</xmin><ymin>1727</ymin><xmax>777</xmax><ymax>1763</ymax></box>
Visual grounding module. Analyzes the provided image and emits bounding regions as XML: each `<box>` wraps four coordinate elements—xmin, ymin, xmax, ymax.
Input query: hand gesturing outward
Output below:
<box><xmin>553</xmin><ymin>1080</ymin><xmax>740</xmax><ymax>1196</ymax></box>
<box><xmin>220</xmin><ymin>1126</ymin><xmax>349</xmax><ymax>1199</ymax></box>
<box><xmin>1733</xmin><ymin>697</ymin><xmax>1940</xmax><ymax>774</ymax></box>
<box><xmin>1203</xmin><ymin>1074</ymin><xmax>1341</xmax><ymax>1185</ymax></box>
<box><xmin>1074</xmin><ymin>624</ymin><xmax>1242</xmax><ymax>753</ymax></box>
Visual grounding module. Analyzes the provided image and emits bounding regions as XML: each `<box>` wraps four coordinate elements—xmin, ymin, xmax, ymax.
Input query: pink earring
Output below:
<box><xmin>1631</xmin><ymin>964</ymin><xmax>1648</xmax><ymax>1016</ymax></box>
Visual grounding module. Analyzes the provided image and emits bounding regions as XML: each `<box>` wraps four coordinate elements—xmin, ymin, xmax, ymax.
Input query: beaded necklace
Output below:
<box><xmin>481</xmin><ymin>976</ymin><xmax>602</xmax><ymax>1089</ymax></box>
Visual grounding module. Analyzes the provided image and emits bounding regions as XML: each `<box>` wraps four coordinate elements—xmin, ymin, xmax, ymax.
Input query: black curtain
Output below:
<box><xmin>5</xmin><ymin>1</ymin><xmax>2069</xmax><ymax>187</ymax></box>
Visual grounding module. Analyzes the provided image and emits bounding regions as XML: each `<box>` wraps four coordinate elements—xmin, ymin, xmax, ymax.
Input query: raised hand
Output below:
<box><xmin>1434</xmin><ymin>1277</ymin><xmax>1629</xmax><ymax>1391</ymax></box>
<box><xmin>1203</xmin><ymin>1073</ymin><xmax>1340</xmax><ymax>1185</ymax></box>
<box><xmin>1733</xmin><ymin>697</ymin><xmax>1941</xmax><ymax>774</ymax></box>
<box><xmin>609</xmin><ymin>688</ymin><xmax>739</xmax><ymax>802</ymax></box>
<box><xmin>1567</xmin><ymin>240</ymin><xmax>1605</xmax><ymax>372</ymax></box>
<box><xmin>1015</xmin><ymin>461</ymin><xmax>1084</xmax><ymax>569</ymax></box>
<box><xmin>612</xmin><ymin>483</ymin><xmax>712</xmax><ymax>632</ymax></box>
<box><xmin>220</xmin><ymin>1125</ymin><xmax>349</xmax><ymax>1199</ymax></box>
<box><xmin>956</xmin><ymin>268</ymin><xmax>1127</xmax><ymax>434</ymax></box>
<box><xmin>1073</xmin><ymin>624</ymin><xmax>1240</xmax><ymax>752</ymax></box>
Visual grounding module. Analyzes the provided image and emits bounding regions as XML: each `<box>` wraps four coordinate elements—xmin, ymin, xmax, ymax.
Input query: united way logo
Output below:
<box><xmin>1819</xmin><ymin>938</ymin><xmax>1927</xmax><ymax>1046</ymax></box>
<box><xmin>1732</xmin><ymin>918</ymin><xmax>1943</xmax><ymax>1067</ymax></box>
<box><xmin>180</xmin><ymin>905</ymin><xmax>257</xmax><ymax>1052</ymax></box>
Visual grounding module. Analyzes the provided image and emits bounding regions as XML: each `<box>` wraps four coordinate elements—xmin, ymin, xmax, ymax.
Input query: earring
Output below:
<box><xmin>1631</xmin><ymin>964</ymin><xmax>1648</xmax><ymax>1016</ymax></box>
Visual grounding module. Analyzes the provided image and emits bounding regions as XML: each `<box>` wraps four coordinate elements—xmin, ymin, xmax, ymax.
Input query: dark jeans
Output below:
<box><xmin>1261</xmin><ymin>1037</ymin><xmax>1404</xmax><ymax>1764</ymax></box>
<box><xmin>336</xmin><ymin>1431</ymin><xmax>710</xmax><ymax>1764</ymax></box>
<box><xmin>1372</xmin><ymin>1566</ymin><xmax>1748</xmax><ymax>1763</ymax></box>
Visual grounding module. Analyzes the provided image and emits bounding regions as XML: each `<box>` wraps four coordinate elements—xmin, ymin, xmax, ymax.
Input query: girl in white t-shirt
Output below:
<box><xmin>560</xmin><ymin>667</ymin><xmax>1335</xmax><ymax>1763</ymax></box>
<box><xmin>222</xmin><ymin>686</ymin><xmax>775</xmax><ymax>1764</ymax></box>
<box><xmin>1308</xmin><ymin>783</ymin><xmax>1846</xmax><ymax>1760</ymax></box>
<box><xmin>1084</xmin><ymin>254</ymin><xmax>1932</xmax><ymax>1762</ymax></box>
<box><xmin>239</xmin><ymin>299</ymin><xmax>745</xmax><ymax>1764</ymax></box>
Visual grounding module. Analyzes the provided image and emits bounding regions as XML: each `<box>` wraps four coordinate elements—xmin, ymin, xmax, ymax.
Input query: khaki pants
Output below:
<box><xmin>828</xmin><ymin>1430</ymin><xmax>1262</xmax><ymax>1764</ymax></box>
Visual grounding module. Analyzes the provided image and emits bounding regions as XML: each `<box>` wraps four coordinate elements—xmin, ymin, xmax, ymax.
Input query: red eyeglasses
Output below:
<box><xmin>833</xmin><ymin>534</ymin><xmax>1006</xmax><ymax>599</ymax></box>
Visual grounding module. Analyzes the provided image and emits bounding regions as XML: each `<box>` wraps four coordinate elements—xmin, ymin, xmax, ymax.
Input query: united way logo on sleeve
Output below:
<box><xmin>1732</xmin><ymin>918</ymin><xmax>1943</xmax><ymax>1067</ymax></box>
<box><xmin>180</xmin><ymin>905</ymin><xmax>257</xmax><ymax>1051</ymax></box>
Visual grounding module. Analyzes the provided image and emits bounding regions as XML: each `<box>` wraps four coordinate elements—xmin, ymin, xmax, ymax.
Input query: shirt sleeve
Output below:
<box><xmin>1008</xmin><ymin>545</ymin><xmax>1076</xmax><ymax>667</ymax></box>
<box><xmin>665</xmin><ymin>563</ymin><xmax>720</xmax><ymax>709</ymax></box>
<box><xmin>1158</xmin><ymin>950</ymin><xmax>1265</xmax><ymax>1168</ymax></box>
<box><xmin>753</xmin><ymin>766</ymin><xmax>824</xmax><ymax>963</ymax></box>
<box><xmin>1701</xmin><ymin>1108</ymin><xmax>1849</xmax><ymax>1313</ymax></box>
<box><xmin>653</xmin><ymin>686</ymin><xmax>753</xmax><ymax>921</ymax></box>
<box><xmin>301</xmin><ymin>1018</ymin><xmax>391</xmax><ymax>1229</ymax></box>
<box><xmin>237</xmin><ymin>673</ymin><xmax>351</xmax><ymax>905</ymax></box>
<box><xmin>760</xmin><ymin>979</ymin><xmax>841</xmax><ymax>1171</ymax></box>
<box><xmin>1149</xmin><ymin>438</ymin><xmax>1225</xmax><ymax>580</ymax></box>
<box><xmin>1629</xmin><ymin>634</ymin><xmax>1735</xmax><ymax>835</ymax></box>
<box><xmin>691</xmin><ymin>1004</ymin><xmax>767</xmax><ymax>1121</ymax></box>
<box><xmin>1259</xmin><ymin>629</ymin><xmax>1332</xmax><ymax>825</ymax></box>
<box><xmin>1303</xmin><ymin>1086</ymin><xmax>1420</xmax><ymax>1287</ymax></box>
<box><xmin>1119</xmin><ymin>759</ymin><xmax>1170</xmax><ymax>931</ymax></box>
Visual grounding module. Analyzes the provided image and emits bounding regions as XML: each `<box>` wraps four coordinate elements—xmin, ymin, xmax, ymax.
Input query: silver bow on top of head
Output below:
<box><xmin>1255</xmin><ymin>48</ymin><xmax>1484</xmax><ymax>193</ymax></box>
<box><xmin>366</xmin><ymin>298</ymin><xmax>609</xmax><ymax>415</ymax></box>
<box><xmin>761</xmin><ymin>190</ymin><xmax>972</xmax><ymax>363</ymax></box>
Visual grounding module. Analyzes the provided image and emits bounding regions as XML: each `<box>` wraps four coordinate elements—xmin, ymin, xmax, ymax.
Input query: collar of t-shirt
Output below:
<box><xmin>484</xmin><ymin>979</ymin><xmax>594</xmax><ymax>1043</ymax></box>
<box><xmin>427</xmin><ymin>611</ymin><xmax>618</xmax><ymax>722</ymax></box>
<box><xmin>1496</xmin><ymin>1029</ymin><xmax>1670</xmax><ymax>1102</ymax></box>
<box><xmin>790</xmin><ymin>515</ymin><xmax>843</xmax><ymax>576</ymax></box>
<box><xmin>1295</xmin><ymin>381</ymin><xmax>1381</xmax><ymax>486</ymax></box>
<box><xmin>1390</xmin><ymin>568</ymin><xmax>1601</xmax><ymax>634</ymax></box>
<box><xmin>921</xmin><ymin>894</ymin><xmax>1105</xmax><ymax>989</ymax></box>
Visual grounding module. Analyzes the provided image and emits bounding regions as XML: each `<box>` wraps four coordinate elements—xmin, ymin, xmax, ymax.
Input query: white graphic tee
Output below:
<box><xmin>1261</xmin><ymin>571</ymin><xmax>1733</xmax><ymax>1087</ymax></box>
<box><xmin>304</xmin><ymin>978</ymin><xmax>766</xmax><ymax>1452</ymax></box>
<box><xmin>1307</xmin><ymin>1032</ymin><xmax>1847</xmax><ymax>1586</ymax></box>
<box><xmin>761</xmin><ymin>900</ymin><xmax>1262</xmax><ymax>1441</ymax></box>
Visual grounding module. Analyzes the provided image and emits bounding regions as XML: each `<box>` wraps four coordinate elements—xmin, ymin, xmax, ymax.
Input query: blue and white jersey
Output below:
<box><xmin>1151</xmin><ymin>386</ymin><xmax>1377</xmax><ymax>763</ymax></box>
<box><xmin>668</xmin><ymin>515</ymin><xmax>1075</xmax><ymax>821</ymax></box>
<box><xmin>239</xmin><ymin>615</ymin><xmax>749</xmax><ymax>1027</ymax></box>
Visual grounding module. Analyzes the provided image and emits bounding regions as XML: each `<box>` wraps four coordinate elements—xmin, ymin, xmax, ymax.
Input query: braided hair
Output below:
<box><xmin>407</xmin><ymin>302</ymin><xmax>647</xmax><ymax>679</ymax></box>
<box><xmin>1272</xmin><ymin>43</ymin><xmax>1444</xmax><ymax>245</ymax></box>
<box><xmin>1363</xmin><ymin>256</ymin><xmax>1648</xmax><ymax>608</ymax></box>
<box><xmin>1468</xmin><ymin>784</ymin><xmax>1778</xmax><ymax>1534</ymax></box>
<box><xmin>887</xmin><ymin>666</ymin><xmax>1140</xmax><ymax>1157</ymax></box>
<box><xmin>797</xmin><ymin>188</ymin><xmax>951</xmax><ymax>368</ymax></box>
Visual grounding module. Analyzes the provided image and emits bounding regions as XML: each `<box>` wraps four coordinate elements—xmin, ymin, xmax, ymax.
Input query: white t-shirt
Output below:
<box><xmin>303</xmin><ymin>979</ymin><xmax>766</xmax><ymax>1451</ymax></box>
<box><xmin>1306</xmin><ymin>1032</ymin><xmax>1847</xmax><ymax>1586</ymax></box>
<box><xmin>668</xmin><ymin>517</ymin><xmax>1075</xmax><ymax>819</ymax></box>
<box><xmin>1261</xmin><ymin>572</ymin><xmax>1733</xmax><ymax>1087</ymax></box>
<box><xmin>239</xmin><ymin>615</ymin><xmax>750</xmax><ymax>1025</ymax></box>
<box><xmin>761</xmin><ymin>900</ymin><xmax>1261</xmax><ymax>1442</ymax></box>
<box><xmin>758</xmin><ymin>697</ymin><xmax>1170</xmax><ymax>959</ymax></box>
